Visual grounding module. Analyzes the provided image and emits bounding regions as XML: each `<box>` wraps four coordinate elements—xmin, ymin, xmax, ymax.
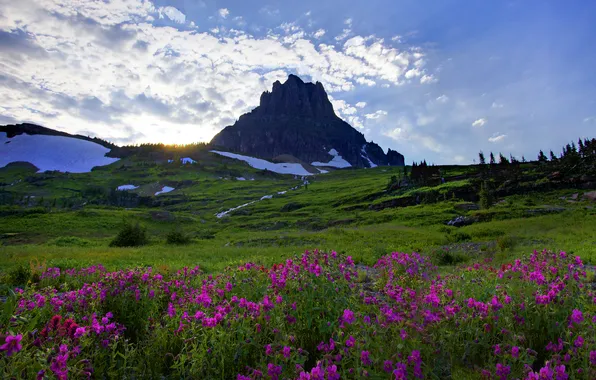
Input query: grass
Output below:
<box><xmin>1</xmin><ymin>153</ymin><xmax>595</xmax><ymax>276</ymax></box>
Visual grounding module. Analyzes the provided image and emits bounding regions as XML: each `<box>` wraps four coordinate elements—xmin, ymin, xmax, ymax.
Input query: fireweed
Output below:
<box><xmin>0</xmin><ymin>249</ymin><xmax>594</xmax><ymax>379</ymax></box>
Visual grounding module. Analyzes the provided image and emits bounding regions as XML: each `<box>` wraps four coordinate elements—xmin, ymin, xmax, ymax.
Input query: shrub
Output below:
<box><xmin>8</xmin><ymin>264</ymin><xmax>31</xmax><ymax>286</ymax></box>
<box><xmin>497</xmin><ymin>235</ymin><xmax>517</xmax><ymax>251</ymax></box>
<box><xmin>109</xmin><ymin>222</ymin><xmax>148</xmax><ymax>247</ymax></box>
<box><xmin>437</xmin><ymin>250</ymin><xmax>468</xmax><ymax>266</ymax></box>
<box><xmin>47</xmin><ymin>236</ymin><xmax>93</xmax><ymax>247</ymax></box>
<box><xmin>451</xmin><ymin>231</ymin><xmax>472</xmax><ymax>242</ymax></box>
<box><xmin>479</xmin><ymin>181</ymin><xmax>494</xmax><ymax>209</ymax></box>
<box><xmin>166</xmin><ymin>230</ymin><xmax>191</xmax><ymax>245</ymax></box>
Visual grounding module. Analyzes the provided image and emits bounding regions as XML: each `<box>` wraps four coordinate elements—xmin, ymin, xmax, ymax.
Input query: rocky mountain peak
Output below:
<box><xmin>211</xmin><ymin>75</ymin><xmax>404</xmax><ymax>168</ymax></box>
<box><xmin>256</xmin><ymin>75</ymin><xmax>335</xmax><ymax>119</ymax></box>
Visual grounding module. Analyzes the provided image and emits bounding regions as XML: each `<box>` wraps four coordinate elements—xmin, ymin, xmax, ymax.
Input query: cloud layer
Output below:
<box><xmin>1</xmin><ymin>0</ymin><xmax>595</xmax><ymax>163</ymax></box>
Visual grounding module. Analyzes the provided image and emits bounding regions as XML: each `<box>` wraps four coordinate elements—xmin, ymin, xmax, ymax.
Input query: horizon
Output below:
<box><xmin>1</xmin><ymin>0</ymin><xmax>595</xmax><ymax>165</ymax></box>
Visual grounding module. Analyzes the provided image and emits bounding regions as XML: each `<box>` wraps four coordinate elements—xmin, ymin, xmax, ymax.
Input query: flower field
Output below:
<box><xmin>1</xmin><ymin>249</ymin><xmax>595</xmax><ymax>379</ymax></box>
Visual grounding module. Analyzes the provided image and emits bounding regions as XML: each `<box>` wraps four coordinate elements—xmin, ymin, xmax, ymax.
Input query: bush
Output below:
<box><xmin>497</xmin><ymin>235</ymin><xmax>518</xmax><ymax>251</ymax></box>
<box><xmin>109</xmin><ymin>222</ymin><xmax>148</xmax><ymax>247</ymax></box>
<box><xmin>47</xmin><ymin>236</ymin><xmax>93</xmax><ymax>247</ymax></box>
<box><xmin>166</xmin><ymin>230</ymin><xmax>191</xmax><ymax>245</ymax></box>
<box><xmin>451</xmin><ymin>231</ymin><xmax>472</xmax><ymax>242</ymax></box>
<box><xmin>479</xmin><ymin>181</ymin><xmax>494</xmax><ymax>209</ymax></box>
<box><xmin>8</xmin><ymin>264</ymin><xmax>31</xmax><ymax>286</ymax></box>
<box><xmin>437</xmin><ymin>250</ymin><xmax>468</xmax><ymax>266</ymax></box>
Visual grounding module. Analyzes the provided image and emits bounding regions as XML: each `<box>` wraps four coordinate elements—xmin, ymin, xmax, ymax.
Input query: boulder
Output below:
<box><xmin>583</xmin><ymin>191</ymin><xmax>596</xmax><ymax>202</ymax></box>
<box><xmin>446</xmin><ymin>216</ymin><xmax>476</xmax><ymax>227</ymax></box>
<box><xmin>454</xmin><ymin>203</ymin><xmax>480</xmax><ymax>212</ymax></box>
<box><xmin>280</xmin><ymin>202</ymin><xmax>304</xmax><ymax>212</ymax></box>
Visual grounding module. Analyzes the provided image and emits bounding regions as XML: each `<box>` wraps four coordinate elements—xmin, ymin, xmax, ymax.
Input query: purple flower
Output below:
<box><xmin>574</xmin><ymin>336</ymin><xmax>584</xmax><ymax>347</ymax></box>
<box><xmin>267</xmin><ymin>363</ymin><xmax>282</xmax><ymax>379</ymax></box>
<box><xmin>511</xmin><ymin>346</ymin><xmax>519</xmax><ymax>358</ymax></box>
<box><xmin>327</xmin><ymin>365</ymin><xmax>340</xmax><ymax>380</ymax></box>
<box><xmin>345</xmin><ymin>335</ymin><xmax>355</xmax><ymax>347</ymax></box>
<box><xmin>590</xmin><ymin>351</ymin><xmax>596</xmax><ymax>366</ymax></box>
<box><xmin>495</xmin><ymin>363</ymin><xmax>511</xmax><ymax>380</ymax></box>
<box><xmin>383</xmin><ymin>360</ymin><xmax>393</xmax><ymax>372</ymax></box>
<box><xmin>361</xmin><ymin>350</ymin><xmax>371</xmax><ymax>365</ymax></box>
<box><xmin>0</xmin><ymin>334</ymin><xmax>23</xmax><ymax>356</ymax></box>
<box><xmin>265</xmin><ymin>344</ymin><xmax>273</xmax><ymax>356</ymax></box>
<box><xmin>569</xmin><ymin>309</ymin><xmax>584</xmax><ymax>326</ymax></box>
<box><xmin>282</xmin><ymin>346</ymin><xmax>291</xmax><ymax>359</ymax></box>
<box><xmin>342</xmin><ymin>309</ymin><xmax>355</xmax><ymax>324</ymax></box>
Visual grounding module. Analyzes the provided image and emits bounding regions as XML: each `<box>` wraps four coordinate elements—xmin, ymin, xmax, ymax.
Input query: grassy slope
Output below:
<box><xmin>1</xmin><ymin>154</ymin><xmax>595</xmax><ymax>275</ymax></box>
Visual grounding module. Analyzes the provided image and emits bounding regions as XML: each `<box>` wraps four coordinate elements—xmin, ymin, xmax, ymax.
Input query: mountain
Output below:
<box><xmin>210</xmin><ymin>75</ymin><xmax>404</xmax><ymax>168</ymax></box>
<box><xmin>0</xmin><ymin>123</ymin><xmax>119</xmax><ymax>173</ymax></box>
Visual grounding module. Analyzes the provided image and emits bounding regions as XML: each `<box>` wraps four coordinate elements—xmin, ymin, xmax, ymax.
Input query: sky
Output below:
<box><xmin>1</xmin><ymin>0</ymin><xmax>595</xmax><ymax>164</ymax></box>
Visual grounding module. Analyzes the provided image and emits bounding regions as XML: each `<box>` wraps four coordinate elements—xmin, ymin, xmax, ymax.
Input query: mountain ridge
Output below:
<box><xmin>210</xmin><ymin>75</ymin><xmax>404</xmax><ymax>168</ymax></box>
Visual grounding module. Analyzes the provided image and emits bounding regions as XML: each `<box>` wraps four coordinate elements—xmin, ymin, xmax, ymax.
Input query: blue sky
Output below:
<box><xmin>1</xmin><ymin>0</ymin><xmax>595</xmax><ymax>164</ymax></box>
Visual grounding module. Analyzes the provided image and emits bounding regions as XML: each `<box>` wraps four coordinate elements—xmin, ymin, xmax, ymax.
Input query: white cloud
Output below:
<box><xmin>383</xmin><ymin>117</ymin><xmax>443</xmax><ymax>152</ymax></box>
<box><xmin>416</xmin><ymin>114</ymin><xmax>435</xmax><ymax>126</ymax></box>
<box><xmin>491</xmin><ymin>102</ymin><xmax>504</xmax><ymax>108</ymax></box>
<box><xmin>158</xmin><ymin>6</ymin><xmax>186</xmax><ymax>24</ymax></box>
<box><xmin>420</xmin><ymin>74</ymin><xmax>437</xmax><ymax>84</ymax></box>
<box><xmin>0</xmin><ymin>0</ymin><xmax>435</xmax><ymax>146</ymax></box>
<box><xmin>365</xmin><ymin>110</ymin><xmax>388</xmax><ymax>119</ymax></box>
<box><xmin>313</xmin><ymin>29</ymin><xmax>326</xmax><ymax>39</ymax></box>
<box><xmin>344</xmin><ymin>18</ymin><xmax>353</xmax><ymax>26</ymax></box>
<box><xmin>335</xmin><ymin>28</ymin><xmax>352</xmax><ymax>41</ymax></box>
<box><xmin>305</xmin><ymin>11</ymin><xmax>312</xmax><ymax>16</ymax></box>
<box><xmin>583</xmin><ymin>116</ymin><xmax>595</xmax><ymax>123</ymax></box>
<box><xmin>488</xmin><ymin>133</ymin><xmax>506</xmax><ymax>143</ymax></box>
<box><xmin>355</xmin><ymin>102</ymin><xmax>367</xmax><ymax>108</ymax></box>
<box><xmin>472</xmin><ymin>118</ymin><xmax>487</xmax><ymax>127</ymax></box>
<box><xmin>218</xmin><ymin>8</ymin><xmax>230</xmax><ymax>18</ymax></box>
<box><xmin>436</xmin><ymin>95</ymin><xmax>449</xmax><ymax>103</ymax></box>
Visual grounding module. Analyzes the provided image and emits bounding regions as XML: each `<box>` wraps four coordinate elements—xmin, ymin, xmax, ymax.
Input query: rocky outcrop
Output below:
<box><xmin>210</xmin><ymin>75</ymin><xmax>404</xmax><ymax>168</ymax></box>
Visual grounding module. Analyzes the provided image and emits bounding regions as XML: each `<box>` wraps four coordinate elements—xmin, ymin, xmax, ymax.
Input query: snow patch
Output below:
<box><xmin>277</xmin><ymin>191</ymin><xmax>287</xmax><ymax>195</ymax></box>
<box><xmin>260</xmin><ymin>195</ymin><xmax>273</xmax><ymax>200</ymax></box>
<box><xmin>117</xmin><ymin>185</ymin><xmax>139</xmax><ymax>191</ymax></box>
<box><xmin>0</xmin><ymin>132</ymin><xmax>119</xmax><ymax>173</ymax></box>
<box><xmin>210</xmin><ymin>150</ymin><xmax>313</xmax><ymax>176</ymax></box>
<box><xmin>216</xmin><ymin>201</ymin><xmax>256</xmax><ymax>218</ymax></box>
<box><xmin>236</xmin><ymin>177</ymin><xmax>246</xmax><ymax>181</ymax></box>
<box><xmin>180</xmin><ymin>157</ymin><xmax>196</xmax><ymax>164</ymax></box>
<box><xmin>311</xmin><ymin>148</ymin><xmax>352</xmax><ymax>168</ymax></box>
<box><xmin>317</xmin><ymin>169</ymin><xmax>329</xmax><ymax>174</ymax></box>
<box><xmin>155</xmin><ymin>186</ymin><xmax>175</xmax><ymax>195</ymax></box>
<box><xmin>361</xmin><ymin>145</ymin><xmax>378</xmax><ymax>168</ymax></box>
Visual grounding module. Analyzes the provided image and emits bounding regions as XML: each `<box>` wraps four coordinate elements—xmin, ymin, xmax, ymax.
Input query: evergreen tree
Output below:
<box><xmin>498</xmin><ymin>153</ymin><xmax>509</xmax><ymax>165</ymax></box>
<box><xmin>479</xmin><ymin>181</ymin><xmax>493</xmax><ymax>209</ymax></box>
<box><xmin>489</xmin><ymin>152</ymin><xmax>496</xmax><ymax>165</ymax></box>
<box><xmin>538</xmin><ymin>150</ymin><xmax>548</xmax><ymax>162</ymax></box>
<box><xmin>478</xmin><ymin>151</ymin><xmax>486</xmax><ymax>165</ymax></box>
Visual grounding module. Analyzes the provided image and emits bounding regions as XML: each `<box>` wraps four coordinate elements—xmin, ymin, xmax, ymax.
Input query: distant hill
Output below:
<box><xmin>210</xmin><ymin>75</ymin><xmax>404</xmax><ymax>168</ymax></box>
<box><xmin>0</xmin><ymin>124</ymin><xmax>119</xmax><ymax>173</ymax></box>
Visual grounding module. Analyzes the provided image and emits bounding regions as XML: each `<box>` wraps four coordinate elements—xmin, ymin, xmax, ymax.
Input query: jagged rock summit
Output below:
<box><xmin>210</xmin><ymin>75</ymin><xmax>404</xmax><ymax>168</ymax></box>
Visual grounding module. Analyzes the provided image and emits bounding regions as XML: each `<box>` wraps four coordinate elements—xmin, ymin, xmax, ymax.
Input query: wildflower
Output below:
<box><xmin>574</xmin><ymin>336</ymin><xmax>584</xmax><ymax>347</ymax></box>
<box><xmin>361</xmin><ymin>350</ymin><xmax>371</xmax><ymax>365</ymax></box>
<box><xmin>237</xmin><ymin>375</ymin><xmax>251</xmax><ymax>380</ymax></box>
<box><xmin>569</xmin><ymin>309</ymin><xmax>583</xmax><ymax>326</ymax></box>
<box><xmin>265</xmin><ymin>344</ymin><xmax>273</xmax><ymax>356</ymax></box>
<box><xmin>282</xmin><ymin>346</ymin><xmax>291</xmax><ymax>359</ymax></box>
<box><xmin>383</xmin><ymin>360</ymin><xmax>393</xmax><ymax>372</ymax></box>
<box><xmin>494</xmin><ymin>344</ymin><xmax>501</xmax><ymax>355</ymax></box>
<box><xmin>393</xmin><ymin>362</ymin><xmax>407</xmax><ymax>379</ymax></box>
<box><xmin>0</xmin><ymin>334</ymin><xmax>23</xmax><ymax>356</ymax></box>
<box><xmin>342</xmin><ymin>309</ymin><xmax>355</xmax><ymax>324</ymax></box>
<box><xmin>400</xmin><ymin>329</ymin><xmax>407</xmax><ymax>340</ymax></box>
<box><xmin>555</xmin><ymin>365</ymin><xmax>568</xmax><ymax>380</ymax></box>
<box><xmin>346</xmin><ymin>335</ymin><xmax>355</xmax><ymax>347</ymax></box>
<box><xmin>495</xmin><ymin>363</ymin><xmax>511</xmax><ymax>380</ymax></box>
<box><xmin>74</xmin><ymin>327</ymin><xmax>86</xmax><ymax>339</ymax></box>
<box><xmin>327</xmin><ymin>365</ymin><xmax>340</xmax><ymax>380</ymax></box>
<box><xmin>589</xmin><ymin>351</ymin><xmax>596</xmax><ymax>366</ymax></box>
<box><xmin>511</xmin><ymin>346</ymin><xmax>519</xmax><ymax>358</ymax></box>
<box><xmin>267</xmin><ymin>363</ymin><xmax>282</xmax><ymax>379</ymax></box>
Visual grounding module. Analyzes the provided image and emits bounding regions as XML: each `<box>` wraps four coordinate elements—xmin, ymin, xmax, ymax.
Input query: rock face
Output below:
<box><xmin>210</xmin><ymin>75</ymin><xmax>404</xmax><ymax>168</ymax></box>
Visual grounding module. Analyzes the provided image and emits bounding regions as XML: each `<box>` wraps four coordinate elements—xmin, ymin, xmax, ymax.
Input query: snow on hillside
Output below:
<box><xmin>311</xmin><ymin>148</ymin><xmax>352</xmax><ymax>168</ymax></box>
<box><xmin>0</xmin><ymin>132</ymin><xmax>119</xmax><ymax>173</ymax></box>
<box><xmin>155</xmin><ymin>186</ymin><xmax>175</xmax><ymax>195</ymax></box>
<box><xmin>180</xmin><ymin>157</ymin><xmax>196</xmax><ymax>164</ymax></box>
<box><xmin>117</xmin><ymin>185</ymin><xmax>139</xmax><ymax>191</ymax></box>
<box><xmin>210</xmin><ymin>150</ymin><xmax>314</xmax><ymax>176</ymax></box>
<box><xmin>361</xmin><ymin>145</ymin><xmax>377</xmax><ymax>168</ymax></box>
